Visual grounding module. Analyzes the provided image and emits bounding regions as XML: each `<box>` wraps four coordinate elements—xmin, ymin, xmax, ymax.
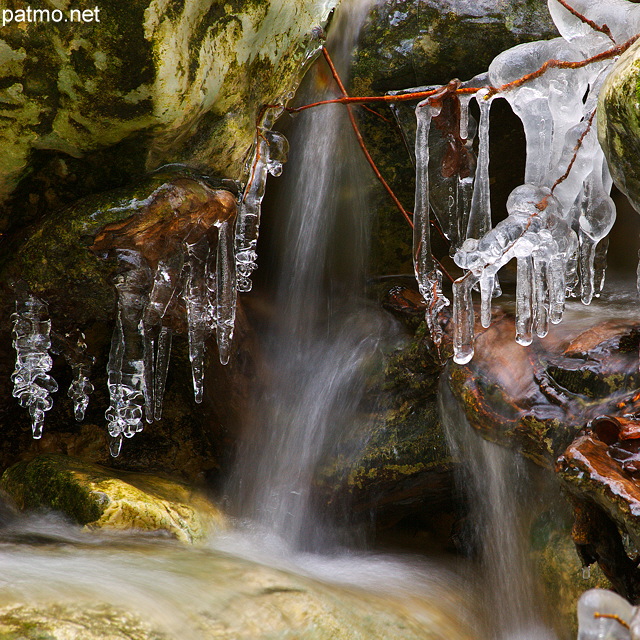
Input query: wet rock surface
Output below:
<box><xmin>0</xmin><ymin>454</ymin><xmax>225</xmax><ymax>543</ymax></box>
<box><xmin>599</xmin><ymin>37</ymin><xmax>640</xmax><ymax>213</ymax></box>
<box><xmin>317</xmin><ymin>313</ymin><xmax>455</xmax><ymax>531</ymax></box>
<box><xmin>0</xmin><ymin>541</ymin><xmax>475</xmax><ymax>640</ymax></box>
<box><xmin>0</xmin><ymin>0</ymin><xmax>336</xmax><ymax>235</ymax></box>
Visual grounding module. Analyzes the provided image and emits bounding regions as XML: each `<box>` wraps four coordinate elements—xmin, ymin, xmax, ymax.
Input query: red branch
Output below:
<box><xmin>321</xmin><ymin>48</ymin><xmax>413</xmax><ymax>227</ymax></box>
<box><xmin>594</xmin><ymin>613</ymin><xmax>629</xmax><ymax>629</ymax></box>
<box><xmin>288</xmin><ymin>34</ymin><xmax>638</xmax><ymax>112</ymax></box>
<box><xmin>321</xmin><ymin>47</ymin><xmax>454</xmax><ymax>283</ymax></box>
<box><xmin>551</xmin><ymin>108</ymin><xmax>597</xmax><ymax>194</ymax></box>
<box><xmin>554</xmin><ymin>0</ymin><xmax>615</xmax><ymax>43</ymax></box>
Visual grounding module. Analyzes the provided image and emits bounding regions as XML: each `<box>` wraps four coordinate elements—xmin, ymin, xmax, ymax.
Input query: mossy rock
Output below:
<box><xmin>0</xmin><ymin>0</ymin><xmax>337</xmax><ymax>234</ymax></box>
<box><xmin>599</xmin><ymin>37</ymin><xmax>640</xmax><ymax>213</ymax></box>
<box><xmin>530</xmin><ymin>511</ymin><xmax>610</xmax><ymax>639</ymax></box>
<box><xmin>0</xmin><ymin>454</ymin><xmax>226</xmax><ymax>543</ymax></box>
<box><xmin>0</xmin><ymin>603</ymin><xmax>166</xmax><ymax>640</ymax></box>
<box><xmin>317</xmin><ymin>322</ymin><xmax>454</xmax><ymax>526</ymax></box>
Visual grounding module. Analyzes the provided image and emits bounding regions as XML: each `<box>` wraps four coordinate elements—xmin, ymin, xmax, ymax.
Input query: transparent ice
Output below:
<box><xmin>11</xmin><ymin>295</ymin><xmax>58</xmax><ymax>438</ymax></box>
<box><xmin>235</xmin><ymin>110</ymin><xmax>289</xmax><ymax>293</ymax></box>
<box><xmin>410</xmin><ymin>0</ymin><xmax>635</xmax><ymax>362</ymax></box>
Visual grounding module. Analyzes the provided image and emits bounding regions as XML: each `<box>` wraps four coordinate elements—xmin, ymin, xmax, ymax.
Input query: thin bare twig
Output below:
<box><xmin>486</xmin><ymin>34</ymin><xmax>639</xmax><ymax>98</ymax></box>
<box><xmin>289</xmin><ymin>34</ymin><xmax>639</xmax><ymax>111</ymax></box>
<box><xmin>321</xmin><ymin>46</ymin><xmax>455</xmax><ymax>283</ymax></box>
<box><xmin>321</xmin><ymin>47</ymin><xmax>414</xmax><ymax>228</ymax></box>
<box><xmin>551</xmin><ymin>108</ymin><xmax>597</xmax><ymax>193</ymax></box>
<box><xmin>594</xmin><ymin>612</ymin><xmax>630</xmax><ymax>629</ymax></box>
<box><xmin>554</xmin><ymin>0</ymin><xmax>615</xmax><ymax>43</ymax></box>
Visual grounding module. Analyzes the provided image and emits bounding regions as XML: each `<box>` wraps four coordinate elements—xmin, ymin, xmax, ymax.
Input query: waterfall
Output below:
<box><xmin>440</xmin><ymin>377</ymin><xmax>557</xmax><ymax>640</ymax></box>
<box><xmin>227</xmin><ymin>0</ymin><xmax>389</xmax><ymax>550</ymax></box>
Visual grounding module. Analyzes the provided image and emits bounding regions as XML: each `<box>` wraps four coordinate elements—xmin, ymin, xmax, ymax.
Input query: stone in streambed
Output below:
<box><xmin>0</xmin><ymin>454</ymin><xmax>225</xmax><ymax>543</ymax></box>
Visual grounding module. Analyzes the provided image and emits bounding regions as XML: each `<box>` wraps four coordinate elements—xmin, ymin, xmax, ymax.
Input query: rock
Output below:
<box><xmin>317</xmin><ymin>320</ymin><xmax>455</xmax><ymax>530</ymax></box>
<box><xmin>351</xmin><ymin>0</ymin><xmax>558</xmax><ymax>275</ymax></box>
<box><xmin>0</xmin><ymin>0</ymin><xmax>337</xmax><ymax>234</ymax></box>
<box><xmin>444</xmin><ymin>313</ymin><xmax>640</xmax><ymax>467</ymax></box>
<box><xmin>1</xmin><ymin>168</ymin><xmax>238</xmax><ymax>328</ymax></box>
<box><xmin>530</xmin><ymin>511</ymin><xmax>611</xmax><ymax>638</ymax></box>
<box><xmin>0</xmin><ymin>604</ymin><xmax>167</xmax><ymax>640</ymax></box>
<box><xmin>0</xmin><ymin>454</ymin><xmax>225</xmax><ymax>543</ymax></box>
<box><xmin>598</xmin><ymin>37</ymin><xmax>640</xmax><ymax>213</ymax></box>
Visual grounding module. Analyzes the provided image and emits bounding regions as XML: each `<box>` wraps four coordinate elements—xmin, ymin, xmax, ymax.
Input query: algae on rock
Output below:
<box><xmin>0</xmin><ymin>0</ymin><xmax>337</xmax><ymax>233</ymax></box>
<box><xmin>0</xmin><ymin>454</ymin><xmax>225</xmax><ymax>543</ymax></box>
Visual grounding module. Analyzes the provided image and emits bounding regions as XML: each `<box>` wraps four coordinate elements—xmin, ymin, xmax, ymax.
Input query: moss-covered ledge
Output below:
<box><xmin>0</xmin><ymin>454</ymin><xmax>226</xmax><ymax>543</ymax></box>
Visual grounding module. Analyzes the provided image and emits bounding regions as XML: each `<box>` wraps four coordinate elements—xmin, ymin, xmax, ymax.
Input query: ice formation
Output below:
<box><xmin>62</xmin><ymin>332</ymin><xmax>94</xmax><ymax>422</ymax></box>
<box><xmin>11</xmin><ymin>295</ymin><xmax>58</xmax><ymax>438</ymax></box>
<box><xmin>235</xmin><ymin>109</ymin><xmax>289</xmax><ymax>293</ymax></box>
<box><xmin>105</xmin><ymin>192</ymin><xmax>245</xmax><ymax>455</ymax></box>
<box><xmin>11</xmin><ymin>113</ymin><xmax>289</xmax><ymax>454</ymax></box>
<box><xmin>577</xmin><ymin>588</ymin><xmax>639</xmax><ymax>639</ymax></box>
<box><xmin>407</xmin><ymin>0</ymin><xmax>640</xmax><ymax>364</ymax></box>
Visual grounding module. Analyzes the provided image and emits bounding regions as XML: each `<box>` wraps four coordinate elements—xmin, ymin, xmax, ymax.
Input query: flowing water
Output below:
<box><xmin>226</xmin><ymin>0</ymin><xmax>389</xmax><ymax>550</ymax></box>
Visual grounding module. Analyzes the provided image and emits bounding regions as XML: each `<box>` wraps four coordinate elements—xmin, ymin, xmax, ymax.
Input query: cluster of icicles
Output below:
<box><xmin>11</xmin><ymin>109</ymin><xmax>288</xmax><ymax>456</ymax></box>
<box><xmin>404</xmin><ymin>0</ymin><xmax>640</xmax><ymax>365</ymax></box>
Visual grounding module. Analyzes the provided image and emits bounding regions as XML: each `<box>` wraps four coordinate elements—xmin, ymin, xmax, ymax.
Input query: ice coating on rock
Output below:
<box><xmin>413</xmin><ymin>99</ymin><xmax>450</xmax><ymax>345</ymax></box>
<box><xmin>11</xmin><ymin>295</ymin><xmax>58</xmax><ymax>438</ymax></box>
<box><xmin>235</xmin><ymin>111</ymin><xmax>289</xmax><ymax>293</ymax></box>
<box><xmin>577</xmin><ymin>588</ymin><xmax>632</xmax><ymax>639</ymax></box>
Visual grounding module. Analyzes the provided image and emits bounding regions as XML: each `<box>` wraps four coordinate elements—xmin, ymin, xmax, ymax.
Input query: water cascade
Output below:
<box><xmin>441</xmin><ymin>379</ymin><xmax>557</xmax><ymax>640</ymax></box>
<box><xmin>227</xmin><ymin>0</ymin><xmax>387</xmax><ymax>549</ymax></box>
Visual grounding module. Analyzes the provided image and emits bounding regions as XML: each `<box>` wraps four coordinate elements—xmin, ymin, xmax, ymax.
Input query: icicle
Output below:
<box><xmin>66</xmin><ymin>332</ymin><xmax>94</xmax><ymax>422</ymax></box>
<box><xmin>479</xmin><ymin>271</ymin><xmax>495</xmax><ymax>329</ymax></box>
<box><xmin>414</xmin><ymin>98</ymin><xmax>450</xmax><ymax>345</ymax></box>
<box><xmin>153</xmin><ymin>326</ymin><xmax>172</xmax><ymax>421</ymax></box>
<box><xmin>453</xmin><ymin>272</ymin><xmax>477</xmax><ymax>364</ymax></box>
<box><xmin>11</xmin><ymin>295</ymin><xmax>58</xmax><ymax>438</ymax></box>
<box><xmin>466</xmin><ymin>89</ymin><xmax>493</xmax><ymax>241</ymax></box>
<box><xmin>105</xmin><ymin>249</ymin><xmax>152</xmax><ymax>454</ymax></box>
<box><xmin>215</xmin><ymin>220</ymin><xmax>237</xmax><ymax>365</ymax></box>
<box><xmin>184</xmin><ymin>236</ymin><xmax>210</xmax><ymax>404</ymax></box>
<box><xmin>459</xmin><ymin>94</ymin><xmax>472</xmax><ymax>141</ymax></box>
<box><xmin>515</xmin><ymin>256</ymin><xmax>534</xmax><ymax>346</ymax></box>
<box><xmin>235</xmin><ymin>115</ymin><xmax>289</xmax><ymax>293</ymax></box>
<box><xmin>533</xmin><ymin>253</ymin><xmax>550</xmax><ymax>339</ymax></box>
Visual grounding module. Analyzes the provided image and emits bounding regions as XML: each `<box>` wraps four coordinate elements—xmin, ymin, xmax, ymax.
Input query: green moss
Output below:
<box><xmin>1</xmin><ymin>455</ymin><xmax>102</xmax><ymax>525</ymax></box>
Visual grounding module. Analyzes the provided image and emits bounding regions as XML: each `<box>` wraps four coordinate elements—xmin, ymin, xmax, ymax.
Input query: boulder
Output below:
<box><xmin>599</xmin><ymin>37</ymin><xmax>640</xmax><ymax>213</ymax></box>
<box><xmin>0</xmin><ymin>454</ymin><xmax>226</xmax><ymax>543</ymax></box>
<box><xmin>0</xmin><ymin>0</ymin><xmax>337</xmax><ymax>234</ymax></box>
<box><xmin>0</xmin><ymin>547</ymin><xmax>476</xmax><ymax>640</ymax></box>
<box><xmin>317</xmin><ymin>319</ymin><xmax>455</xmax><ymax>530</ymax></box>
